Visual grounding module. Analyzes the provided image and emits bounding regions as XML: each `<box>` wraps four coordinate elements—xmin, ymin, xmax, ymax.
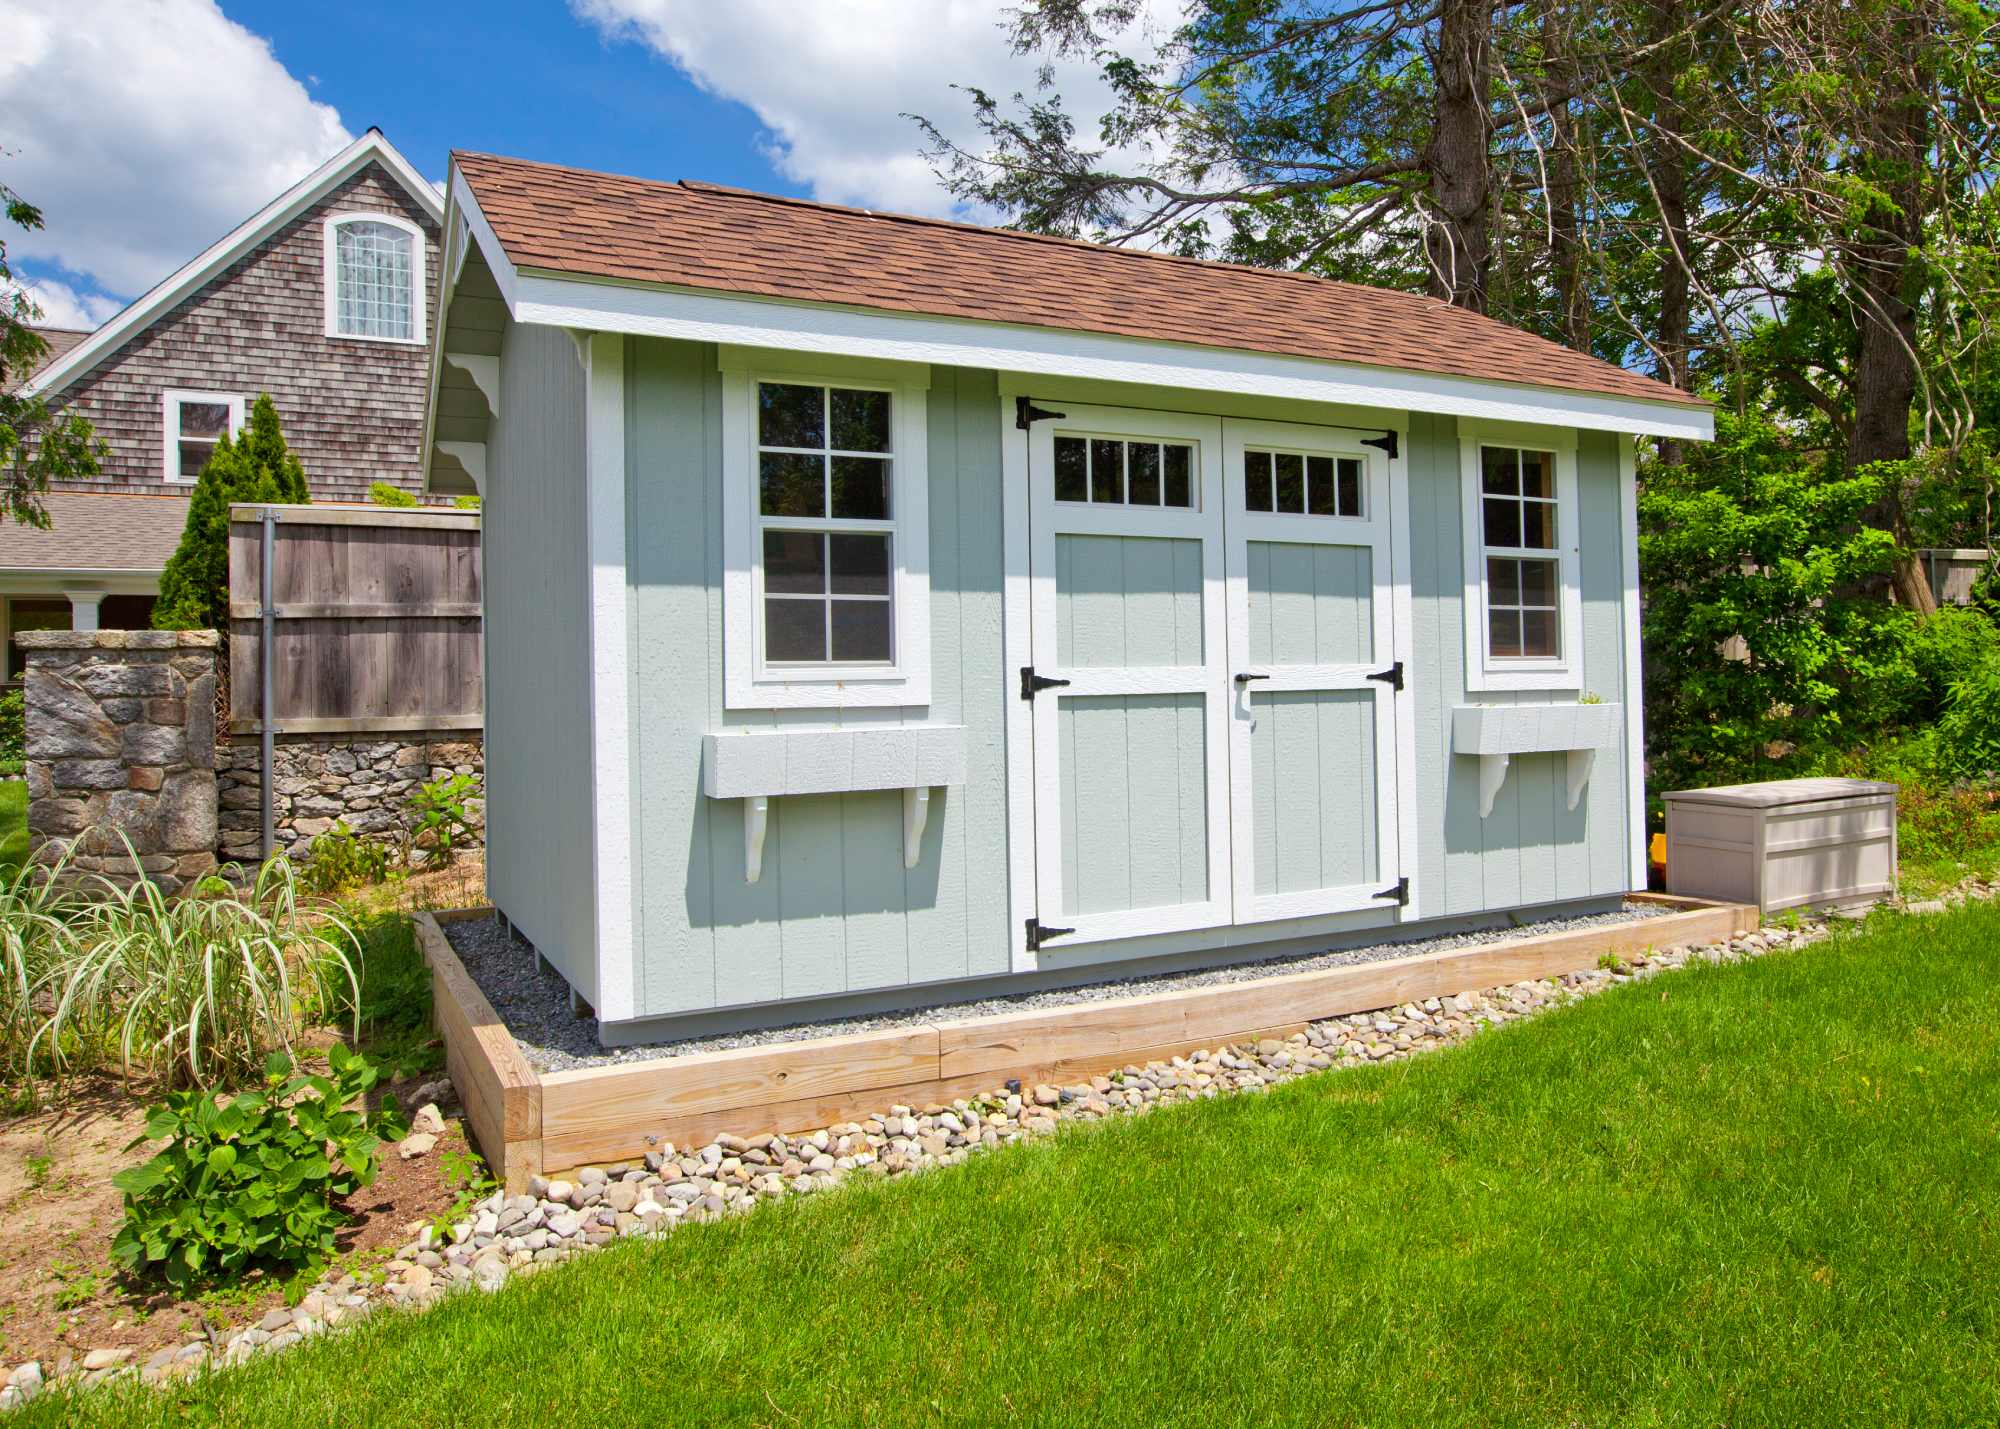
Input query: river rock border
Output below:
<box><xmin>4</xmin><ymin>892</ymin><xmax>1941</xmax><ymax>1410</ymax></box>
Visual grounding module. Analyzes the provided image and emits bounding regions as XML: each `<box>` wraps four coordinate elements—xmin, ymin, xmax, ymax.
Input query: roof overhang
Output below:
<box><xmin>25</xmin><ymin>130</ymin><xmax>443</xmax><ymax>400</ymax></box>
<box><xmin>426</xmin><ymin>167</ymin><xmax>1710</xmax><ymax>490</ymax></box>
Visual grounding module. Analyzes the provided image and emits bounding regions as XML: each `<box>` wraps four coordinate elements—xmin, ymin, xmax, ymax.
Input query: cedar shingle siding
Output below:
<box><xmin>49</xmin><ymin>163</ymin><xmax>439</xmax><ymax>504</ymax></box>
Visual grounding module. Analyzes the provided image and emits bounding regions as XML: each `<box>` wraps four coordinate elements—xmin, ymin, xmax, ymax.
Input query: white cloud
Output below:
<box><xmin>3</xmin><ymin>274</ymin><xmax>123</xmax><ymax>330</ymax></box>
<box><xmin>0</xmin><ymin>0</ymin><xmax>351</xmax><ymax>302</ymax></box>
<box><xmin>571</xmin><ymin>0</ymin><xmax>1181</xmax><ymax>218</ymax></box>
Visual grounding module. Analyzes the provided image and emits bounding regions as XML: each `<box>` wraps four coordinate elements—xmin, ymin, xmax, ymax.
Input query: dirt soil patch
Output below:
<box><xmin>0</xmin><ymin>1068</ymin><xmax>467</xmax><ymax>1376</ymax></box>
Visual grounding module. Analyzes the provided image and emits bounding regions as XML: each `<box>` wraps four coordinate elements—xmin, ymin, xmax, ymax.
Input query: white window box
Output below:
<box><xmin>1452</xmin><ymin>701</ymin><xmax>1622</xmax><ymax>817</ymax></box>
<box><xmin>701</xmin><ymin>725</ymin><xmax>967</xmax><ymax>881</ymax></box>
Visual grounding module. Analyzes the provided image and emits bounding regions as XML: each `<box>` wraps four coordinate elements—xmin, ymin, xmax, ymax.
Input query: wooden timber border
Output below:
<box><xmin>414</xmin><ymin>893</ymin><xmax>1757</xmax><ymax>1193</ymax></box>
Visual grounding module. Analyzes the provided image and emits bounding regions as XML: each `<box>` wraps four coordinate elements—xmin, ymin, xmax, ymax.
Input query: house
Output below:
<box><xmin>427</xmin><ymin>151</ymin><xmax>1714</xmax><ymax>1045</ymax></box>
<box><xmin>1</xmin><ymin>129</ymin><xmax>443</xmax><ymax>676</ymax></box>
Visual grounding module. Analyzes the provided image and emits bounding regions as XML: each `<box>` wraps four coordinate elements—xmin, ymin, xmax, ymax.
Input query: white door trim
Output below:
<box><xmin>1000</xmin><ymin>405</ymin><xmax>1038</xmax><ymax>971</ymax></box>
<box><xmin>1220</xmin><ymin>417</ymin><xmax>1407</xmax><ymax>925</ymax></box>
<box><xmin>1025</xmin><ymin>403</ymin><xmax>1232</xmax><ymax>947</ymax></box>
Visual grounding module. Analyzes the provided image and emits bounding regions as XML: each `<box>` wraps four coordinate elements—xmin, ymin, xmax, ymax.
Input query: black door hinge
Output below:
<box><xmin>1025</xmin><ymin>917</ymin><xmax>1075</xmax><ymax>952</ymax></box>
<box><xmin>1374</xmin><ymin>876</ymin><xmax>1410</xmax><ymax>906</ymax></box>
<box><xmin>1020</xmin><ymin>666</ymin><xmax>1072</xmax><ymax>700</ymax></box>
<box><xmin>1361</xmin><ymin>430</ymin><xmax>1399</xmax><ymax>460</ymax></box>
<box><xmin>1015</xmin><ymin>397</ymin><xmax>1067</xmax><ymax>430</ymax></box>
<box><xmin>1368</xmin><ymin>661</ymin><xmax>1404</xmax><ymax>691</ymax></box>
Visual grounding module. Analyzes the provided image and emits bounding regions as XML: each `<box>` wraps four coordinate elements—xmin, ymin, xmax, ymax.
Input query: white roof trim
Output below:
<box><xmin>439</xmin><ymin>171</ymin><xmax>1712</xmax><ymax>446</ymax></box>
<box><xmin>25</xmin><ymin>130</ymin><xmax>442</xmax><ymax>399</ymax></box>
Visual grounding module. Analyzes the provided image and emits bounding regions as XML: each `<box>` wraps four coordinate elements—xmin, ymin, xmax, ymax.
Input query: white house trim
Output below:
<box><xmin>1457</xmin><ymin>419</ymin><xmax>1585</xmax><ymax>694</ymax></box>
<box><xmin>442</xmin><ymin>174</ymin><xmax>1711</xmax><ymax>444</ymax></box>
<box><xmin>999</xmin><ymin>403</ymin><xmax>1038</xmax><ymax>973</ymax></box>
<box><xmin>717</xmin><ymin>352</ymin><xmax>932</xmax><ymax>710</ymax></box>
<box><xmin>583</xmin><ymin>332</ymin><xmax>635</xmax><ymax>1021</ymax></box>
<box><xmin>1618</xmin><ymin>434</ymin><xmax>1648</xmax><ymax>889</ymax></box>
<box><xmin>24</xmin><ymin>130</ymin><xmax>440</xmax><ymax>399</ymax></box>
<box><xmin>322</xmin><ymin>211</ymin><xmax>428</xmax><ymax>346</ymax></box>
<box><xmin>159</xmin><ymin>390</ymin><xmax>244</xmax><ymax>484</ymax></box>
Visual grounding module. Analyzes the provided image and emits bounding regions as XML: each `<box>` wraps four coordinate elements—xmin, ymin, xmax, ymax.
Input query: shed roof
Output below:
<box><xmin>453</xmin><ymin>151</ymin><xmax>1703</xmax><ymax>413</ymax></box>
<box><xmin>0</xmin><ymin>492</ymin><xmax>188</xmax><ymax>574</ymax></box>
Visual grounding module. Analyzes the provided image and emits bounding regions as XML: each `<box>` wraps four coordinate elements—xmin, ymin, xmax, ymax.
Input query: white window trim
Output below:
<box><xmin>1459</xmin><ymin>419</ymin><xmax>1583</xmax><ymax>693</ymax></box>
<box><xmin>720</xmin><ymin>348</ymin><xmax>931</xmax><ymax>710</ymax></box>
<box><xmin>160</xmin><ymin>390</ymin><xmax>245</xmax><ymax>484</ymax></box>
<box><xmin>323</xmin><ymin>211</ymin><xmax>427</xmax><ymax>346</ymax></box>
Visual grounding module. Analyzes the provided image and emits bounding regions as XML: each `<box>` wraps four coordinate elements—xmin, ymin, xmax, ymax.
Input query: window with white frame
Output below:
<box><xmin>161</xmin><ymin>390</ymin><xmax>244</xmax><ymax>483</ymax></box>
<box><xmin>1460</xmin><ymin>427</ymin><xmax>1582</xmax><ymax>691</ymax></box>
<box><xmin>1242</xmin><ymin>447</ymin><xmax>1364</xmax><ymax>517</ymax></box>
<box><xmin>721</xmin><ymin>354</ymin><xmax>931</xmax><ymax>709</ymax></box>
<box><xmin>324</xmin><ymin>213</ymin><xmax>423</xmax><ymax>344</ymax></box>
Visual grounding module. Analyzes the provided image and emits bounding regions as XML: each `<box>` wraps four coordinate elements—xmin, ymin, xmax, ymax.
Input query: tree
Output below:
<box><xmin>153</xmin><ymin>394</ymin><xmax>309</xmax><ymax>631</ymax></box>
<box><xmin>0</xmin><ymin>178</ymin><xmax>104</xmax><ymax>523</ymax></box>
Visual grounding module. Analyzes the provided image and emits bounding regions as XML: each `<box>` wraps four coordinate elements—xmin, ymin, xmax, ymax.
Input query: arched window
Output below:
<box><xmin>324</xmin><ymin>213</ymin><xmax>424</xmax><ymax>344</ymax></box>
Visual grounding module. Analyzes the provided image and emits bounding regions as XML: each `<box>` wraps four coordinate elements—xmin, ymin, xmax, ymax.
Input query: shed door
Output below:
<box><xmin>1025</xmin><ymin>405</ymin><xmax>1233</xmax><ymax>945</ymax></box>
<box><xmin>1222</xmin><ymin>420</ymin><xmax>1404</xmax><ymax>923</ymax></box>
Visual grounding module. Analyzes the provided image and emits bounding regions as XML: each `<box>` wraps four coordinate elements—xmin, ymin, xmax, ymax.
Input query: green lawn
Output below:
<box><xmin>38</xmin><ymin>905</ymin><xmax>2000</xmax><ymax>1427</ymax></box>
<box><xmin>0</xmin><ymin>779</ymin><xmax>26</xmax><ymax>870</ymax></box>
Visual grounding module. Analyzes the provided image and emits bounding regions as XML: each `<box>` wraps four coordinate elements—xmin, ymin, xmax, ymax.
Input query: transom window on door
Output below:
<box><xmin>1242</xmin><ymin>449</ymin><xmax>1362</xmax><ymax>517</ymax></box>
<box><xmin>758</xmin><ymin>381</ymin><xmax>894</xmax><ymax>664</ymax></box>
<box><xmin>1480</xmin><ymin>445</ymin><xmax>1560</xmax><ymax>658</ymax></box>
<box><xmin>1053</xmin><ymin>434</ymin><xmax>1194</xmax><ymax>507</ymax></box>
<box><xmin>160</xmin><ymin>390</ymin><xmax>243</xmax><ymax>483</ymax></box>
<box><xmin>324</xmin><ymin>213</ymin><xmax>424</xmax><ymax>344</ymax></box>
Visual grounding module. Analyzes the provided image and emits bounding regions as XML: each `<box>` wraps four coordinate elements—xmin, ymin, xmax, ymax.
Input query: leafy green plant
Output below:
<box><xmin>111</xmin><ymin>1046</ymin><xmax>405</xmax><ymax>1294</ymax></box>
<box><xmin>1936</xmin><ymin>660</ymin><xmax>2000</xmax><ymax>785</ymax></box>
<box><xmin>405</xmin><ymin>773</ymin><xmax>481</xmax><ymax>869</ymax></box>
<box><xmin>33</xmin><ymin>842</ymin><xmax>360</xmax><ymax>1088</ymax></box>
<box><xmin>452</xmin><ymin>494</ymin><xmax>481</xmax><ymax>511</ymax></box>
<box><xmin>49</xmin><ymin>1260</ymin><xmax>99</xmax><ymax>1311</ymax></box>
<box><xmin>349</xmin><ymin>912</ymin><xmax>439</xmax><ymax>1079</ymax></box>
<box><xmin>367</xmin><ymin>481</ymin><xmax>418</xmax><ymax>508</ymax></box>
<box><xmin>428</xmin><ymin>1146</ymin><xmax>497</xmax><ymax>1240</ymax></box>
<box><xmin>0</xmin><ymin>687</ymin><xmax>22</xmax><ymax>763</ymax></box>
<box><xmin>300</xmin><ymin>822</ymin><xmax>394</xmax><ymax>895</ymax></box>
<box><xmin>0</xmin><ymin>844</ymin><xmax>80</xmax><ymax>1081</ymax></box>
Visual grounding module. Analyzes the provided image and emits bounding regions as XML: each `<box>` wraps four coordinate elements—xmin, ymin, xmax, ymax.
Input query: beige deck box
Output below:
<box><xmin>1664</xmin><ymin>777</ymin><xmax>1897</xmax><ymax>913</ymax></box>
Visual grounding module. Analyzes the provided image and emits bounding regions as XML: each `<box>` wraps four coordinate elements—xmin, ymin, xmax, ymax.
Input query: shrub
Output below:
<box><xmin>406</xmin><ymin>772</ymin><xmax>480</xmax><ymax>869</ymax></box>
<box><xmin>0</xmin><ymin>687</ymin><xmax>22</xmax><ymax>762</ymax></box>
<box><xmin>33</xmin><ymin>843</ymin><xmax>360</xmax><ymax>1088</ymax></box>
<box><xmin>299</xmin><ymin>821</ymin><xmax>394</xmax><ymax>895</ymax></box>
<box><xmin>1908</xmin><ymin>605</ymin><xmax>2000</xmax><ymax>720</ymax></box>
<box><xmin>111</xmin><ymin>1045</ymin><xmax>405</xmax><ymax>1294</ymax></box>
<box><xmin>154</xmin><ymin>394</ymin><xmax>309</xmax><ymax>631</ymax></box>
<box><xmin>1937</xmin><ymin>659</ymin><xmax>2000</xmax><ymax>784</ymax></box>
<box><xmin>368</xmin><ymin>480</ymin><xmax>417</xmax><ymax>508</ymax></box>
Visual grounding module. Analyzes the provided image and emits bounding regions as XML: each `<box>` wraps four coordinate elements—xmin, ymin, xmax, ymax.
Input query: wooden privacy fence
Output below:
<box><xmin>1917</xmin><ymin>548</ymin><xmax>1993</xmax><ymax>607</ymax></box>
<box><xmin>228</xmin><ymin>503</ymin><xmax>482</xmax><ymax>735</ymax></box>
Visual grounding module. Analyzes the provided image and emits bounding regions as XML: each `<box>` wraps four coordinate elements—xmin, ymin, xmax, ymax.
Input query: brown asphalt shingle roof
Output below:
<box><xmin>454</xmin><ymin>151</ymin><xmax>1704</xmax><ymax>411</ymax></box>
<box><xmin>0</xmin><ymin>491</ymin><xmax>187</xmax><ymax>573</ymax></box>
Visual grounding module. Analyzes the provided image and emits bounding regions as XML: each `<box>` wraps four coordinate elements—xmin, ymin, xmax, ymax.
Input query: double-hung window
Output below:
<box><xmin>721</xmin><ymin>352</ymin><xmax>931</xmax><ymax>708</ymax></box>
<box><xmin>1460</xmin><ymin>425</ymin><xmax>1582</xmax><ymax>691</ymax></box>
<box><xmin>323</xmin><ymin>213</ymin><xmax>425</xmax><ymax>344</ymax></box>
<box><xmin>161</xmin><ymin>390</ymin><xmax>243</xmax><ymax>483</ymax></box>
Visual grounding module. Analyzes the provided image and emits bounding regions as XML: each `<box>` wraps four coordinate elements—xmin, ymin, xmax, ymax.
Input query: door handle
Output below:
<box><xmin>1234</xmin><ymin>672</ymin><xmax>1271</xmax><ymax>685</ymax></box>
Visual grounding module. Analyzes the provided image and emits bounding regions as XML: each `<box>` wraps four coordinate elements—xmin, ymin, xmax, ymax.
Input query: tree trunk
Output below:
<box><xmin>1425</xmin><ymin>0</ymin><xmax>1494</xmax><ymax>311</ymax></box>
<box><xmin>1846</xmin><ymin>0</ymin><xmax>1935</xmax><ymax>615</ymax></box>
<box><xmin>1545</xmin><ymin>6</ymin><xmax>1589</xmax><ymax>352</ymax></box>
<box><xmin>1648</xmin><ymin>0</ymin><xmax>1693</xmax><ymax>466</ymax></box>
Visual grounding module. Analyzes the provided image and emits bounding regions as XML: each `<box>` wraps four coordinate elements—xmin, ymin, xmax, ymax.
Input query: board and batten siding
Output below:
<box><xmin>482</xmin><ymin>321</ymin><xmax>598</xmax><ymax>1004</ymax></box>
<box><xmin>595</xmin><ymin>351</ymin><xmax>1635</xmax><ymax>1026</ymax></box>
<box><xmin>623</xmin><ymin>340</ymin><xmax>1012</xmax><ymax>1021</ymax></box>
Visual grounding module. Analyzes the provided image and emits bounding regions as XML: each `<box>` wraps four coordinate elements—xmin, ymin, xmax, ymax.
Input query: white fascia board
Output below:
<box><xmin>25</xmin><ymin>131</ymin><xmax>442</xmax><ymax>400</ymax></box>
<box><xmin>503</xmin><ymin>271</ymin><xmax>1713</xmax><ymax>442</ymax></box>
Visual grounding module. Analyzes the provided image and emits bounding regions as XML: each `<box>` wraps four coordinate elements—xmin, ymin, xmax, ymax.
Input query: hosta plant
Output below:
<box><xmin>111</xmin><ymin>1044</ymin><xmax>405</xmax><ymax>1293</ymax></box>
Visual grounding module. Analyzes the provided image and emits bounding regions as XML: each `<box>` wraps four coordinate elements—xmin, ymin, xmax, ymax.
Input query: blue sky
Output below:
<box><xmin>0</xmin><ymin>0</ymin><xmax>1153</xmax><ymax>328</ymax></box>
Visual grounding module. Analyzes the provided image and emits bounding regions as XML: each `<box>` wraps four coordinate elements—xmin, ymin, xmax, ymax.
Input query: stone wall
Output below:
<box><xmin>22</xmin><ymin>630</ymin><xmax>219</xmax><ymax>893</ymax></box>
<box><xmin>217</xmin><ymin>733</ymin><xmax>484</xmax><ymax>865</ymax></box>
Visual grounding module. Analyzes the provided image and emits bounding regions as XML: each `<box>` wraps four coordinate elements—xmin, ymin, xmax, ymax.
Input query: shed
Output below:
<box><xmin>425</xmin><ymin>151</ymin><xmax>1714</xmax><ymax>1045</ymax></box>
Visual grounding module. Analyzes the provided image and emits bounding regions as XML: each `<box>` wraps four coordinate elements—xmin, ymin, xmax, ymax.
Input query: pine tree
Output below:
<box><xmin>153</xmin><ymin>394</ymin><xmax>309</xmax><ymax>630</ymax></box>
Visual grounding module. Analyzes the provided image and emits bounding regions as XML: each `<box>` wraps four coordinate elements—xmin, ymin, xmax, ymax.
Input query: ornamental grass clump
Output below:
<box><xmin>0</xmin><ymin>845</ymin><xmax>81</xmax><ymax>1081</ymax></box>
<box><xmin>32</xmin><ymin>839</ymin><xmax>361</xmax><ymax>1089</ymax></box>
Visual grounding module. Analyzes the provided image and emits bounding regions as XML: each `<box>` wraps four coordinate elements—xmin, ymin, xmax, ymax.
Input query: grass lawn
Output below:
<box><xmin>0</xmin><ymin>780</ymin><xmax>26</xmax><ymax>870</ymax></box>
<box><xmin>37</xmin><ymin>905</ymin><xmax>2000</xmax><ymax>1427</ymax></box>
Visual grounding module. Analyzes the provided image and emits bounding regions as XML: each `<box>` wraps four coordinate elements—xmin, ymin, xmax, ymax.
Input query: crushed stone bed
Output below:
<box><xmin>450</xmin><ymin>900</ymin><xmax>1685</xmax><ymax>1072</ymax></box>
<box><xmin>16</xmin><ymin>890</ymin><xmax>1928</xmax><ymax>1411</ymax></box>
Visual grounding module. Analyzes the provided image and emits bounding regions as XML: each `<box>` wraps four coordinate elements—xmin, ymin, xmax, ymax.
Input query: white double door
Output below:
<box><xmin>1025</xmin><ymin>403</ymin><xmax>1404</xmax><ymax>948</ymax></box>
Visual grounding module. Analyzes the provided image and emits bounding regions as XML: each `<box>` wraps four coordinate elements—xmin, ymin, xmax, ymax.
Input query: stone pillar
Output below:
<box><xmin>22</xmin><ymin>630</ymin><xmax>220</xmax><ymax>894</ymax></box>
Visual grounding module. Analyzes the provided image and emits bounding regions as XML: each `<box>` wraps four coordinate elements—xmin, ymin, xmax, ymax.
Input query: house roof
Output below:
<box><xmin>22</xmin><ymin>130</ymin><xmax>442</xmax><ymax>401</ymax></box>
<box><xmin>452</xmin><ymin>150</ymin><xmax>1703</xmax><ymax>413</ymax></box>
<box><xmin>19</xmin><ymin>327</ymin><xmax>90</xmax><ymax>386</ymax></box>
<box><xmin>0</xmin><ymin>492</ymin><xmax>188</xmax><ymax>574</ymax></box>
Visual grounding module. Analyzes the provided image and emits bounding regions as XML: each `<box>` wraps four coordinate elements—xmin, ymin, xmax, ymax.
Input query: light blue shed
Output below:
<box><xmin>424</xmin><ymin>152</ymin><xmax>1713</xmax><ymax>1045</ymax></box>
